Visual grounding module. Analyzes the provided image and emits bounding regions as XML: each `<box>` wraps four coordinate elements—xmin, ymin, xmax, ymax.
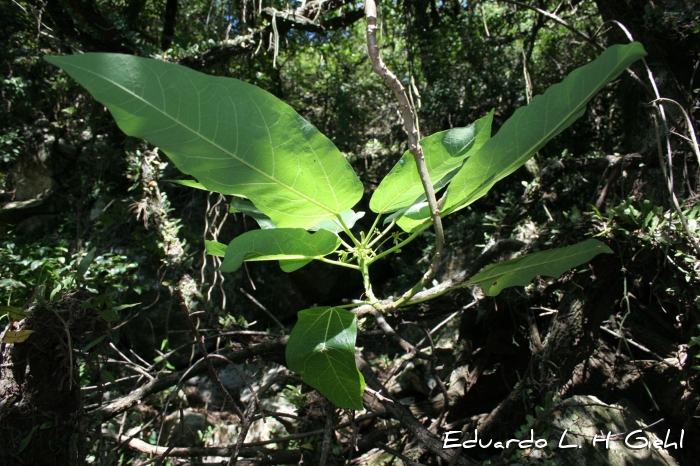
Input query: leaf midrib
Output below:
<box><xmin>67</xmin><ymin>59</ymin><xmax>340</xmax><ymax>216</ymax></box>
<box><xmin>449</xmin><ymin>47</ymin><xmax>638</xmax><ymax>212</ymax></box>
<box><xmin>468</xmin><ymin>246</ymin><xmax>597</xmax><ymax>283</ymax></box>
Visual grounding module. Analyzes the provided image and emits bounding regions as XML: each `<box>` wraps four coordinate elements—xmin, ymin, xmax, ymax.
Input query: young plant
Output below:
<box><xmin>45</xmin><ymin>39</ymin><xmax>646</xmax><ymax>409</ymax></box>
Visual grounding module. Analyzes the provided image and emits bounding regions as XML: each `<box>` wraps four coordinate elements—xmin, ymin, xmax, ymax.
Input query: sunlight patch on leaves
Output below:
<box><xmin>396</xmin><ymin>43</ymin><xmax>647</xmax><ymax>231</ymax></box>
<box><xmin>371</xmin><ymin>110</ymin><xmax>493</xmax><ymax>215</ymax></box>
<box><xmin>286</xmin><ymin>307</ymin><xmax>365</xmax><ymax>409</ymax></box>
<box><xmin>44</xmin><ymin>53</ymin><xmax>363</xmax><ymax>229</ymax></box>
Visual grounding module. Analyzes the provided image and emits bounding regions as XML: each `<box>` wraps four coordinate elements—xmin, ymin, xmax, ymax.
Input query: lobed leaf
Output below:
<box><xmin>286</xmin><ymin>307</ymin><xmax>365</xmax><ymax>409</ymax></box>
<box><xmin>371</xmin><ymin>111</ymin><xmax>494</xmax><ymax>214</ymax></box>
<box><xmin>396</xmin><ymin>43</ymin><xmax>647</xmax><ymax>231</ymax></box>
<box><xmin>467</xmin><ymin>239</ymin><xmax>613</xmax><ymax>296</ymax></box>
<box><xmin>219</xmin><ymin>228</ymin><xmax>340</xmax><ymax>273</ymax></box>
<box><xmin>45</xmin><ymin>53</ymin><xmax>363</xmax><ymax>229</ymax></box>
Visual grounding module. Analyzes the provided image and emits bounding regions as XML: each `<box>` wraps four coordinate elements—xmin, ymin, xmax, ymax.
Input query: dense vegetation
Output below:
<box><xmin>1</xmin><ymin>1</ymin><xmax>699</xmax><ymax>465</ymax></box>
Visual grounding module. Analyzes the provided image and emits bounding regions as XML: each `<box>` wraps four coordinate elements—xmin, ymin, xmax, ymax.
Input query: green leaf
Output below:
<box><xmin>310</xmin><ymin>209</ymin><xmax>365</xmax><ymax>234</ymax></box>
<box><xmin>286</xmin><ymin>307</ymin><xmax>365</xmax><ymax>409</ymax></box>
<box><xmin>279</xmin><ymin>259</ymin><xmax>313</xmax><ymax>272</ymax></box>
<box><xmin>445</xmin><ymin>43</ymin><xmax>646</xmax><ymax>214</ymax></box>
<box><xmin>49</xmin><ymin>283</ymin><xmax>62</xmax><ymax>302</ymax></box>
<box><xmin>17</xmin><ymin>425</ymin><xmax>39</xmax><ymax>454</ymax></box>
<box><xmin>229</xmin><ymin>198</ymin><xmax>277</xmax><ymax>230</ymax></box>
<box><xmin>44</xmin><ymin>53</ymin><xmax>363</xmax><ymax>229</ymax></box>
<box><xmin>205</xmin><ymin>240</ymin><xmax>227</xmax><ymax>257</ymax></box>
<box><xmin>111</xmin><ymin>302</ymin><xmax>141</xmax><ymax>311</ymax></box>
<box><xmin>467</xmin><ymin>239</ymin><xmax>613</xmax><ymax>296</ymax></box>
<box><xmin>101</xmin><ymin>370</ymin><xmax>117</xmax><ymax>384</ymax></box>
<box><xmin>371</xmin><ymin>110</ymin><xmax>493</xmax><ymax>214</ymax></box>
<box><xmin>0</xmin><ymin>305</ymin><xmax>27</xmax><ymax>320</ymax></box>
<box><xmin>384</xmin><ymin>201</ymin><xmax>430</xmax><ymax>226</ymax></box>
<box><xmin>99</xmin><ymin>308</ymin><xmax>120</xmax><ymax>322</ymax></box>
<box><xmin>76</xmin><ymin>247</ymin><xmax>96</xmax><ymax>282</ymax></box>
<box><xmin>396</xmin><ymin>43</ymin><xmax>647</xmax><ymax>231</ymax></box>
<box><xmin>83</xmin><ymin>334</ymin><xmax>107</xmax><ymax>352</ymax></box>
<box><xmin>2</xmin><ymin>329</ymin><xmax>35</xmax><ymax>344</ymax></box>
<box><xmin>219</xmin><ymin>229</ymin><xmax>340</xmax><ymax>273</ymax></box>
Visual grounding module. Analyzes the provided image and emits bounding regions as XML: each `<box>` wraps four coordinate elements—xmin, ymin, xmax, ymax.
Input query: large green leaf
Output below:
<box><xmin>370</xmin><ymin>110</ymin><xmax>494</xmax><ymax>214</ymax></box>
<box><xmin>396</xmin><ymin>43</ymin><xmax>647</xmax><ymax>231</ymax></box>
<box><xmin>218</xmin><ymin>228</ymin><xmax>340</xmax><ymax>273</ymax></box>
<box><xmin>467</xmin><ymin>239</ymin><xmax>613</xmax><ymax>296</ymax></box>
<box><xmin>286</xmin><ymin>307</ymin><xmax>365</xmax><ymax>409</ymax></box>
<box><xmin>44</xmin><ymin>53</ymin><xmax>363</xmax><ymax>229</ymax></box>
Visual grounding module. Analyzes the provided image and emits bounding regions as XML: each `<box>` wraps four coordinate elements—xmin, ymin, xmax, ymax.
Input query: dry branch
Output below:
<box><xmin>92</xmin><ymin>337</ymin><xmax>288</xmax><ymax>421</ymax></box>
<box><xmin>356</xmin><ymin>356</ymin><xmax>478</xmax><ymax>466</ymax></box>
<box><xmin>364</xmin><ymin>0</ymin><xmax>446</xmax><ymax>303</ymax></box>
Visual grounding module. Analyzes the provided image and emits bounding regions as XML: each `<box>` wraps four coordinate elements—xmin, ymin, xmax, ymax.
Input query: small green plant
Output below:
<box><xmin>0</xmin><ymin>235</ymin><xmax>139</xmax><ymax>308</ymax></box>
<box><xmin>515</xmin><ymin>391</ymin><xmax>556</xmax><ymax>440</ymax></box>
<box><xmin>282</xmin><ymin>384</ymin><xmax>306</xmax><ymax>410</ymax></box>
<box><xmin>45</xmin><ymin>40</ymin><xmax>645</xmax><ymax>409</ymax></box>
<box><xmin>592</xmin><ymin>195</ymin><xmax>700</xmax><ymax>287</ymax></box>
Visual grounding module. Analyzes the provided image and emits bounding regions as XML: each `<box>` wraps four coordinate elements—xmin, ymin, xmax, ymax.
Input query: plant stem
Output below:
<box><xmin>317</xmin><ymin>257</ymin><xmax>360</xmax><ymax>270</ymax></box>
<box><xmin>364</xmin><ymin>0</ymin><xmax>445</xmax><ymax>303</ymax></box>
<box><xmin>336</xmin><ymin>213</ymin><xmax>361</xmax><ymax>248</ymax></box>
<box><xmin>367</xmin><ymin>218</ymin><xmax>396</xmax><ymax>249</ymax></box>
<box><xmin>367</xmin><ymin>225</ymin><xmax>426</xmax><ymax>265</ymax></box>
<box><xmin>335</xmin><ymin>301</ymin><xmax>370</xmax><ymax>309</ymax></box>
<box><xmin>337</xmin><ymin>236</ymin><xmax>354</xmax><ymax>251</ymax></box>
<box><xmin>360</xmin><ymin>256</ymin><xmax>378</xmax><ymax>303</ymax></box>
<box><xmin>364</xmin><ymin>212</ymin><xmax>383</xmax><ymax>245</ymax></box>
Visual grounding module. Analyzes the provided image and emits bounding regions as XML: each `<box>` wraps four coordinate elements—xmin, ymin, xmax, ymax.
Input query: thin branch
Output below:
<box><xmin>376</xmin><ymin>442</ymin><xmax>427</xmax><ymax>466</ymax></box>
<box><xmin>364</xmin><ymin>0</ymin><xmax>445</xmax><ymax>304</ymax></box>
<box><xmin>500</xmin><ymin>0</ymin><xmax>603</xmax><ymax>52</ymax></box>
<box><xmin>603</xmin><ymin>17</ymin><xmax>700</xmax><ymax>256</ymax></box>
<box><xmin>101</xmin><ymin>411</ymin><xmax>388</xmax><ymax>457</ymax></box>
<box><xmin>356</xmin><ymin>356</ymin><xmax>477</xmax><ymax>466</ymax></box>
<box><xmin>91</xmin><ymin>336</ymin><xmax>288</xmax><ymax>421</ymax></box>
<box><xmin>369</xmin><ymin>307</ymin><xmax>419</xmax><ymax>355</ymax></box>
<box><xmin>368</xmin><ymin>226</ymin><xmax>426</xmax><ymax>265</ymax></box>
<box><xmin>653</xmin><ymin>97</ymin><xmax>700</xmax><ymax>167</ymax></box>
<box><xmin>652</xmin><ymin>115</ymin><xmax>700</xmax><ymax>256</ymax></box>
<box><xmin>319</xmin><ymin>400</ymin><xmax>335</xmax><ymax>466</ymax></box>
<box><xmin>238</xmin><ymin>287</ymin><xmax>286</xmax><ymax>333</ymax></box>
<box><xmin>177</xmin><ymin>278</ymin><xmax>246</xmax><ymax>421</ymax></box>
<box><xmin>318</xmin><ymin>256</ymin><xmax>361</xmax><ymax>270</ymax></box>
<box><xmin>598</xmin><ymin>325</ymin><xmax>679</xmax><ymax>368</ymax></box>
